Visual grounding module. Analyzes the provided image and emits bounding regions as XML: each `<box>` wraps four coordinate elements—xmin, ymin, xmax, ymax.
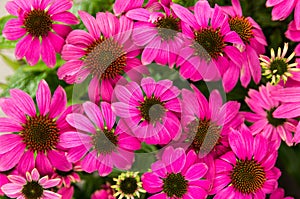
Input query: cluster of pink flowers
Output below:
<box><xmin>1</xmin><ymin>0</ymin><xmax>300</xmax><ymax>198</ymax></box>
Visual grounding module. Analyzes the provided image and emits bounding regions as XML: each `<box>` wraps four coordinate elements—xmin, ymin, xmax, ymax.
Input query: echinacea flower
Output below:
<box><xmin>1</xmin><ymin>168</ymin><xmax>61</xmax><ymax>199</ymax></box>
<box><xmin>260</xmin><ymin>43</ymin><xmax>300</xmax><ymax>85</ymax></box>
<box><xmin>266</xmin><ymin>0</ymin><xmax>300</xmax><ymax>29</ymax></box>
<box><xmin>112</xmin><ymin>77</ymin><xmax>182</xmax><ymax>145</ymax></box>
<box><xmin>243</xmin><ymin>83</ymin><xmax>297</xmax><ymax>148</ymax></box>
<box><xmin>59</xmin><ymin>101</ymin><xmax>141</xmax><ymax>176</ymax></box>
<box><xmin>58</xmin><ymin>11</ymin><xmax>147</xmax><ymax>102</ymax></box>
<box><xmin>142</xmin><ymin>146</ymin><xmax>209</xmax><ymax>199</ymax></box>
<box><xmin>171</xmin><ymin>1</ymin><xmax>244</xmax><ymax>81</ymax></box>
<box><xmin>3</xmin><ymin>0</ymin><xmax>79</xmax><ymax>67</ymax></box>
<box><xmin>211</xmin><ymin>127</ymin><xmax>281</xmax><ymax>198</ymax></box>
<box><xmin>181</xmin><ymin>85</ymin><xmax>242</xmax><ymax>158</ymax></box>
<box><xmin>111</xmin><ymin>171</ymin><xmax>146</xmax><ymax>199</ymax></box>
<box><xmin>91</xmin><ymin>182</ymin><xmax>115</xmax><ymax>199</ymax></box>
<box><xmin>126</xmin><ymin>2</ymin><xmax>184</xmax><ymax>67</ymax></box>
<box><xmin>0</xmin><ymin>80</ymin><xmax>73</xmax><ymax>176</ymax></box>
<box><xmin>221</xmin><ymin>0</ymin><xmax>267</xmax><ymax>91</ymax></box>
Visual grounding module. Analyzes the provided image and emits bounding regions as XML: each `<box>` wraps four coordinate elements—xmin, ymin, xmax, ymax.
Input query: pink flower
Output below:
<box><xmin>51</xmin><ymin>162</ymin><xmax>82</xmax><ymax>188</ymax></box>
<box><xmin>270</xmin><ymin>188</ymin><xmax>294</xmax><ymax>199</ymax></box>
<box><xmin>266</xmin><ymin>0</ymin><xmax>300</xmax><ymax>29</ymax></box>
<box><xmin>3</xmin><ymin>0</ymin><xmax>79</xmax><ymax>67</ymax></box>
<box><xmin>142</xmin><ymin>146</ymin><xmax>209</xmax><ymax>199</ymax></box>
<box><xmin>0</xmin><ymin>80</ymin><xmax>73</xmax><ymax>176</ymax></box>
<box><xmin>126</xmin><ymin>2</ymin><xmax>184</xmax><ymax>67</ymax></box>
<box><xmin>58</xmin><ymin>11</ymin><xmax>147</xmax><ymax>102</ymax></box>
<box><xmin>243</xmin><ymin>83</ymin><xmax>297</xmax><ymax>148</ymax></box>
<box><xmin>112</xmin><ymin>77</ymin><xmax>182</xmax><ymax>145</ymax></box>
<box><xmin>113</xmin><ymin>0</ymin><xmax>143</xmax><ymax>16</ymax></box>
<box><xmin>91</xmin><ymin>182</ymin><xmax>115</xmax><ymax>199</ymax></box>
<box><xmin>211</xmin><ymin>127</ymin><xmax>281</xmax><ymax>198</ymax></box>
<box><xmin>58</xmin><ymin>186</ymin><xmax>75</xmax><ymax>199</ymax></box>
<box><xmin>171</xmin><ymin>1</ymin><xmax>244</xmax><ymax>81</ymax></box>
<box><xmin>1</xmin><ymin>168</ymin><xmax>61</xmax><ymax>199</ymax></box>
<box><xmin>180</xmin><ymin>85</ymin><xmax>243</xmax><ymax>158</ymax></box>
<box><xmin>59</xmin><ymin>101</ymin><xmax>141</xmax><ymax>176</ymax></box>
<box><xmin>221</xmin><ymin>0</ymin><xmax>267</xmax><ymax>91</ymax></box>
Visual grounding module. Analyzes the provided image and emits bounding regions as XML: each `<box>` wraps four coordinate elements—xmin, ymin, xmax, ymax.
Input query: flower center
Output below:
<box><xmin>21</xmin><ymin>115</ymin><xmax>59</xmax><ymax>153</ymax></box>
<box><xmin>230</xmin><ymin>159</ymin><xmax>266</xmax><ymax>194</ymax></box>
<box><xmin>187</xmin><ymin>119</ymin><xmax>221</xmax><ymax>154</ymax></box>
<box><xmin>92</xmin><ymin>128</ymin><xmax>118</xmax><ymax>155</ymax></box>
<box><xmin>229</xmin><ymin>16</ymin><xmax>253</xmax><ymax>43</ymax></box>
<box><xmin>266</xmin><ymin>107</ymin><xmax>286</xmax><ymax>127</ymax></box>
<box><xmin>85</xmin><ymin>38</ymin><xmax>127</xmax><ymax>80</ymax></box>
<box><xmin>24</xmin><ymin>9</ymin><xmax>52</xmax><ymax>37</ymax></box>
<box><xmin>139</xmin><ymin>97</ymin><xmax>166</xmax><ymax>123</ymax></box>
<box><xmin>269</xmin><ymin>58</ymin><xmax>288</xmax><ymax>76</ymax></box>
<box><xmin>163</xmin><ymin>173</ymin><xmax>188</xmax><ymax>198</ymax></box>
<box><xmin>119</xmin><ymin>177</ymin><xmax>138</xmax><ymax>195</ymax></box>
<box><xmin>22</xmin><ymin>181</ymin><xmax>44</xmax><ymax>199</ymax></box>
<box><xmin>193</xmin><ymin>27</ymin><xmax>225</xmax><ymax>60</ymax></box>
<box><xmin>154</xmin><ymin>16</ymin><xmax>180</xmax><ymax>40</ymax></box>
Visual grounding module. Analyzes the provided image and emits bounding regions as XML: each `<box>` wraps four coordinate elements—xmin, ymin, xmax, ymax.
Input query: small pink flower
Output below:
<box><xmin>171</xmin><ymin>1</ymin><xmax>244</xmax><ymax>81</ymax></box>
<box><xmin>0</xmin><ymin>80</ymin><xmax>73</xmax><ymax>176</ymax></box>
<box><xmin>91</xmin><ymin>182</ymin><xmax>115</xmax><ymax>199</ymax></box>
<box><xmin>1</xmin><ymin>168</ymin><xmax>61</xmax><ymax>199</ymax></box>
<box><xmin>243</xmin><ymin>83</ymin><xmax>298</xmax><ymax>148</ymax></box>
<box><xmin>51</xmin><ymin>162</ymin><xmax>82</xmax><ymax>188</ymax></box>
<box><xmin>3</xmin><ymin>0</ymin><xmax>79</xmax><ymax>67</ymax></box>
<box><xmin>142</xmin><ymin>146</ymin><xmax>209</xmax><ymax>199</ymax></box>
<box><xmin>112</xmin><ymin>77</ymin><xmax>182</xmax><ymax>145</ymax></box>
<box><xmin>59</xmin><ymin>101</ymin><xmax>141</xmax><ymax>176</ymax></box>
<box><xmin>211</xmin><ymin>127</ymin><xmax>281</xmax><ymax>198</ymax></box>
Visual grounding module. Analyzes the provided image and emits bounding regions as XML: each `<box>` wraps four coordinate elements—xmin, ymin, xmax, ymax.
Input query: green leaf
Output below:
<box><xmin>0</xmin><ymin>53</ymin><xmax>21</xmax><ymax>71</ymax></box>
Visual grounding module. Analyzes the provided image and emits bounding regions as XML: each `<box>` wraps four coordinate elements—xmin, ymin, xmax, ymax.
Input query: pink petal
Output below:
<box><xmin>78</xmin><ymin>11</ymin><xmax>100</xmax><ymax>39</ymax></box>
<box><xmin>96</xmin><ymin>12</ymin><xmax>118</xmax><ymax>38</ymax></box>
<box><xmin>51</xmin><ymin>11</ymin><xmax>79</xmax><ymax>25</ymax></box>
<box><xmin>141</xmin><ymin>37</ymin><xmax>161</xmax><ymax>65</ymax></box>
<box><xmin>41</xmin><ymin>36</ymin><xmax>56</xmax><ymax>67</ymax></box>
<box><xmin>83</xmin><ymin>101</ymin><xmax>104</xmax><ymax>129</ymax></box>
<box><xmin>15</xmin><ymin>35</ymin><xmax>32</xmax><ymax>60</ymax></box>
<box><xmin>5</xmin><ymin>1</ymin><xmax>19</xmax><ymax>16</ymax></box>
<box><xmin>186</xmin><ymin>186</ymin><xmax>208</xmax><ymax>199</ymax></box>
<box><xmin>0</xmin><ymin>145</ymin><xmax>25</xmax><ymax>171</ymax></box>
<box><xmin>2</xmin><ymin>19</ymin><xmax>26</xmax><ymax>40</ymax></box>
<box><xmin>48</xmin><ymin>0</ymin><xmax>72</xmax><ymax>15</ymax></box>
<box><xmin>61</xmin><ymin>44</ymin><xmax>86</xmax><ymax>60</ymax></box>
<box><xmin>35</xmin><ymin>152</ymin><xmax>53</xmax><ymax>176</ymax></box>
<box><xmin>47</xmin><ymin>150</ymin><xmax>72</xmax><ymax>171</ymax></box>
<box><xmin>113</xmin><ymin>0</ymin><xmax>143</xmax><ymax>16</ymax></box>
<box><xmin>59</xmin><ymin>131</ymin><xmax>91</xmax><ymax>148</ymax></box>
<box><xmin>66</xmin><ymin>29</ymin><xmax>94</xmax><ymax>47</ymax></box>
<box><xmin>184</xmin><ymin>162</ymin><xmax>208</xmax><ymax>181</ymax></box>
<box><xmin>126</xmin><ymin>8</ymin><xmax>150</xmax><ymax>22</ymax></box>
<box><xmin>57</xmin><ymin>60</ymin><xmax>84</xmax><ymax>79</ymax></box>
<box><xmin>43</xmin><ymin>190</ymin><xmax>62</xmax><ymax>199</ymax></box>
<box><xmin>194</xmin><ymin>0</ymin><xmax>212</xmax><ymax>26</ymax></box>
<box><xmin>36</xmin><ymin>80</ymin><xmax>51</xmax><ymax>116</ymax></box>
<box><xmin>52</xmin><ymin>24</ymin><xmax>72</xmax><ymax>38</ymax></box>
<box><xmin>39</xmin><ymin>178</ymin><xmax>61</xmax><ymax>189</ymax></box>
<box><xmin>148</xmin><ymin>193</ymin><xmax>168</xmax><ymax>199</ymax></box>
<box><xmin>100</xmin><ymin>102</ymin><xmax>116</xmax><ymax>130</ymax></box>
<box><xmin>222</xmin><ymin>64</ymin><xmax>239</xmax><ymax>93</ymax></box>
<box><xmin>16</xmin><ymin>150</ymin><xmax>35</xmax><ymax>176</ymax></box>
<box><xmin>1</xmin><ymin>183</ymin><xmax>23</xmax><ymax>198</ymax></box>
<box><xmin>169</xmin><ymin>148</ymin><xmax>186</xmax><ymax>173</ymax></box>
<box><xmin>81</xmin><ymin>152</ymin><xmax>98</xmax><ymax>173</ymax></box>
<box><xmin>171</xmin><ymin>3</ymin><xmax>199</xmax><ymax>29</ymax></box>
<box><xmin>141</xmin><ymin>172</ymin><xmax>163</xmax><ymax>193</ymax></box>
<box><xmin>0</xmin><ymin>118</ymin><xmax>23</xmax><ymax>132</ymax></box>
<box><xmin>7</xmin><ymin>175</ymin><xmax>26</xmax><ymax>185</ymax></box>
<box><xmin>67</xmin><ymin>145</ymin><xmax>87</xmax><ymax>163</ymax></box>
<box><xmin>31</xmin><ymin>168</ymin><xmax>40</xmax><ymax>181</ymax></box>
<box><xmin>47</xmin><ymin>32</ymin><xmax>65</xmax><ymax>53</ymax></box>
<box><xmin>271</xmin><ymin>0</ymin><xmax>295</xmax><ymax>21</ymax></box>
<box><xmin>266</xmin><ymin>0</ymin><xmax>285</xmax><ymax>7</ymax></box>
<box><xmin>10</xmin><ymin>88</ymin><xmax>36</xmax><ymax>117</ymax></box>
<box><xmin>49</xmin><ymin>86</ymin><xmax>66</xmax><ymax>118</ymax></box>
<box><xmin>25</xmin><ymin>37</ymin><xmax>40</xmax><ymax>66</ymax></box>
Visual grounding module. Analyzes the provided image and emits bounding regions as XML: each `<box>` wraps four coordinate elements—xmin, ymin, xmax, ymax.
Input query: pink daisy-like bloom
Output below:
<box><xmin>126</xmin><ymin>1</ymin><xmax>184</xmax><ymax>67</ymax></box>
<box><xmin>142</xmin><ymin>146</ymin><xmax>209</xmax><ymax>199</ymax></box>
<box><xmin>270</xmin><ymin>188</ymin><xmax>294</xmax><ymax>199</ymax></box>
<box><xmin>51</xmin><ymin>162</ymin><xmax>82</xmax><ymax>188</ymax></box>
<box><xmin>112</xmin><ymin>77</ymin><xmax>182</xmax><ymax>145</ymax></box>
<box><xmin>266</xmin><ymin>0</ymin><xmax>300</xmax><ymax>29</ymax></box>
<box><xmin>211</xmin><ymin>127</ymin><xmax>281</xmax><ymax>198</ymax></box>
<box><xmin>59</xmin><ymin>101</ymin><xmax>141</xmax><ymax>176</ymax></box>
<box><xmin>91</xmin><ymin>182</ymin><xmax>115</xmax><ymax>199</ymax></box>
<box><xmin>58</xmin><ymin>11</ymin><xmax>146</xmax><ymax>102</ymax></box>
<box><xmin>243</xmin><ymin>83</ymin><xmax>297</xmax><ymax>148</ymax></box>
<box><xmin>181</xmin><ymin>85</ymin><xmax>243</xmax><ymax>158</ymax></box>
<box><xmin>221</xmin><ymin>0</ymin><xmax>267</xmax><ymax>91</ymax></box>
<box><xmin>171</xmin><ymin>1</ymin><xmax>244</xmax><ymax>81</ymax></box>
<box><xmin>0</xmin><ymin>80</ymin><xmax>73</xmax><ymax>176</ymax></box>
<box><xmin>3</xmin><ymin>0</ymin><xmax>79</xmax><ymax>67</ymax></box>
<box><xmin>1</xmin><ymin>168</ymin><xmax>61</xmax><ymax>199</ymax></box>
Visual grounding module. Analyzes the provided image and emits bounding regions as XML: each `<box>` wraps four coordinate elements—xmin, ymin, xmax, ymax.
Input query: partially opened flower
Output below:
<box><xmin>221</xmin><ymin>0</ymin><xmax>267</xmax><ymax>91</ymax></box>
<box><xmin>112</xmin><ymin>77</ymin><xmax>182</xmax><ymax>145</ymax></box>
<box><xmin>142</xmin><ymin>146</ymin><xmax>209</xmax><ymax>199</ymax></box>
<box><xmin>3</xmin><ymin>0</ymin><xmax>79</xmax><ymax>67</ymax></box>
<box><xmin>171</xmin><ymin>1</ymin><xmax>244</xmax><ymax>81</ymax></box>
<box><xmin>211</xmin><ymin>127</ymin><xmax>281</xmax><ymax>198</ymax></box>
<box><xmin>59</xmin><ymin>101</ymin><xmax>141</xmax><ymax>176</ymax></box>
<box><xmin>58</xmin><ymin>11</ymin><xmax>147</xmax><ymax>102</ymax></box>
<box><xmin>1</xmin><ymin>168</ymin><xmax>61</xmax><ymax>199</ymax></box>
<box><xmin>111</xmin><ymin>171</ymin><xmax>145</xmax><ymax>199</ymax></box>
<box><xmin>260</xmin><ymin>43</ymin><xmax>300</xmax><ymax>85</ymax></box>
<box><xmin>243</xmin><ymin>83</ymin><xmax>297</xmax><ymax>148</ymax></box>
<box><xmin>0</xmin><ymin>80</ymin><xmax>73</xmax><ymax>176</ymax></box>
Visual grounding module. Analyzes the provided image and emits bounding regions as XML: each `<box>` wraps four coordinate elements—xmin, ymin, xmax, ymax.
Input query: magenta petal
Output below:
<box><xmin>78</xmin><ymin>11</ymin><xmax>100</xmax><ymax>39</ymax></box>
<box><xmin>57</xmin><ymin>60</ymin><xmax>84</xmax><ymax>80</ymax></box>
<box><xmin>126</xmin><ymin>8</ymin><xmax>150</xmax><ymax>22</ymax></box>
<box><xmin>52</xmin><ymin>24</ymin><xmax>72</xmax><ymax>38</ymax></box>
<box><xmin>0</xmin><ymin>145</ymin><xmax>24</xmax><ymax>171</ymax></box>
<box><xmin>83</xmin><ymin>102</ymin><xmax>104</xmax><ymax>129</ymax></box>
<box><xmin>0</xmin><ymin>134</ymin><xmax>22</xmax><ymax>155</ymax></box>
<box><xmin>184</xmin><ymin>163</ymin><xmax>208</xmax><ymax>180</ymax></box>
<box><xmin>47</xmin><ymin>32</ymin><xmax>65</xmax><ymax>53</ymax></box>
<box><xmin>0</xmin><ymin>118</ymin><xmax>23</xmax><ymax>132</ymax></box>
<box><xmin>25</xmin><ymin>37</ymin><xmax>40</xmax><ymax>66</ymax></box>
<box><xmin>169</xmin><ymin>148</ymin><xmax>186</xmax><ymax>173</ymax></box>
<box><xmin>222</xmin><ymin>64</ymin><xmax>239</xmax><ymax>93</ymax></box>
<box><xmin>36</xmin><ymin>80</ymin><xmax>51</xmax><ymax>116</ymax></box>
<box><xmin>7</xmin><ymin>175</ymin><xmax>26</xmax><ymax>185</ymax></box>
<box><xmin>41</xmin><ymin>36</ymin><xmax>56</xmax><ymax>67</ymax></box>
<box><xmin>51</xmin><ymin>11</ymin><xmax>79</xmax><ymax>25</ymax></box>
<box><xmin>194</xmin><ymin>0</ymin><xmax>212</xmax><ymax>26</ymax></box>
<box><xmin>5</xmin><ymin>1</ymin><xmax>19</xmax><ymax>15</ymax></box>
<box><xmin>142</xmin><ymin>173</ymin><xmax>163</xmax><ymax>193</ymax></box>
<box><xmin>59</xmin><ymin>131</ymin><xmax>90</xmax><ymax>148</ymax></box>
<box><xmin>97</xmin><ymin>156</ymin><xmax>113</xmax><ymax>176</ymax></box>
<box><xmin>66</xmin><ymin>29</ymin><xmax>94</xmax><ymax>46</ymax></box>
<box><xmin>47</xmin><ymin>150</ymin><xmax>72</xmax><ymax>171</ymax></box>
<box><xmin>100</xmin><ymin>102</ymin><xmax>116</xmax><ymax>130</ymax></box>
<box><xmin>67</xmin><ymin>145</ymin><xmax>87</xmax><ymax>163</ymax></box>
<box><xmin>49</xmin><ymin>86</ymin><xmax>66</xmax><ymax>118</ymax></box>
<box><xmin>111</xmin><ymin>149</ymin><xmax>134</xmax><ymax>170</ymax></box>
<box><xmin>229</xmin><ymin>129</ymin><xmax>254</xmax><ymax>160</ymax></box>
<box><xmin>148</xmin><ymin>193</ymin><xmax>168</xmax><ymax>199</ymax></box>
<box><xmin>113</xmin><ymin>0</ymin><xmax>143</xmax><ymax>16</ymax></box>
<box><xmin>271</xmin><ymin>0</ymin><xmax>294</xmax><ymax>21</ymax></box>
<box><xmin>48</xmin><ymin>0</ymin><xmax>72</xmax><ymax>15</ymax></box>
<box><xmin>186</xmin><ymin>186</ymin><xmax>208</xmax><ymax>199</ymax></box>
<box><xmin>36</xmin><ymin>152</ymin><xmax>53</xmax><ymax>176</ymax></box>
<box><xmin>2</xmin><ymin>19</ymin><xmax>26</xmax><ymax>40</ymax></box>
<box><xmin>81</xmin><ymin>152</ymin><xmax>98</xmax><ymax>173</ymax></box>
<box><xmin>43</xmin><ymin>190</ymin><xmax>62</xmax><ymax>199</ymax></box>
<box><xmin>171</xmin><ymin>3</ymin><xmax>199</xmax><ymax>29</ymax></box>
<box><xmin>39</xmin><ymin>178</ymin><xmax>61</xmax><ymax>189</ymax></box>
<box><xmin>15</xmin><ymin>34</ymin><xmax>32</xmax><ymax>59</ymax></box>
<box><xmin>16</xmin><ymin>150</ymin><xmax>34</xmax><ymax>176</ymax></box>
<box><xmin>1</xmin><ymin>183</ymin><xmax>23</xmax><ymax>198</ymax></box>
<box><xmin>66</xmin><ymin>113</ymin><xmax>96</xmax><ymax>133</ymax></box>
<box><xmin>96</xmin><ymin>12</ymin><xmax>118</xmax><ymax>37</ymax></box>
<box><xmin>10</xmin><ymin>88</ymin><xmax>36</xmax><ymax>117</ymax></box>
